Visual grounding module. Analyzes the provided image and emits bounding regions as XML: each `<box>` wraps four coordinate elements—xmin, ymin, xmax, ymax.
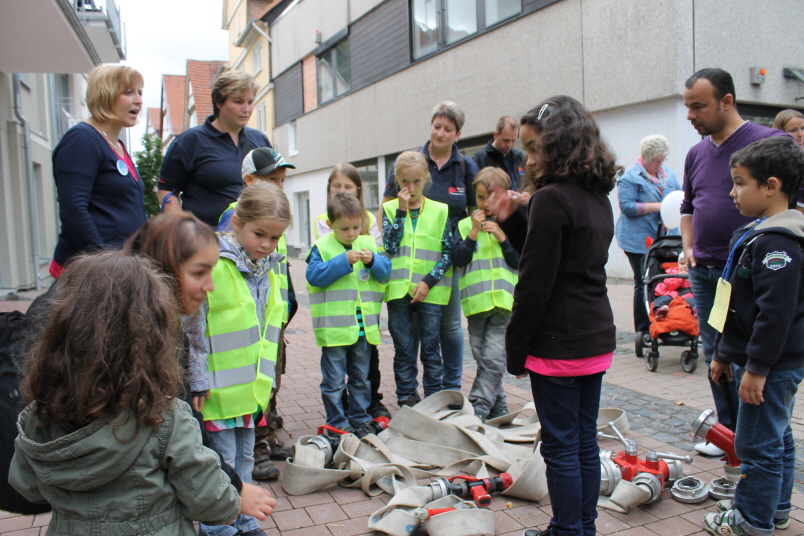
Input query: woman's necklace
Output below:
<box><xmin>100</xmin><ymin>130</ymin><xmax>121</xmax><ymax>152</ymax></box>
<box><xmin>429</xmin><ymin>148</ymin><xmax>448</xmax><ymax>167</ymax></box>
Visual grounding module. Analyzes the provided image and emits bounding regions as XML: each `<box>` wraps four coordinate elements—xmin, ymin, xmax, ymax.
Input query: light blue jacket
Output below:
<box><xmin>615</xmin><ymin>163</ymin><xmax>681</xmax><ymax>254</ymax></box>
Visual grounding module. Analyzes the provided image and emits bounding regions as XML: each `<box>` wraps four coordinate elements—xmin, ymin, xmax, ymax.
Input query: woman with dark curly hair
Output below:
<box><xmin>502</xmin><ymin>96</ymin><xmax>621</xmax><ymax>536</ymax></box>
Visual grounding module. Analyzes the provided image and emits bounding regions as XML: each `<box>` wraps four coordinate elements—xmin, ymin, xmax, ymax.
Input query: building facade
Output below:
<box><xmin>268</xmin><ymin>0</ymin><xmax>804</xmax><ymax>277</ymax></box>
<box><xmin>0</xmin><ymin>0</ymin><xmax>125</xmax><ymax>290</ymax></box>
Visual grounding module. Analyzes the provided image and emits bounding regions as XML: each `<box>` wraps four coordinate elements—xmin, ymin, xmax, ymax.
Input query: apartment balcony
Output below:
<box><xmin>73</xmin><ymin>0</ymin><xmax>126</xmax><ymax>63</ymax></box>
<box><xmin>0</xmin><ymin>0</ymin><xmax>125</xmax><ymax>74</ymax></box>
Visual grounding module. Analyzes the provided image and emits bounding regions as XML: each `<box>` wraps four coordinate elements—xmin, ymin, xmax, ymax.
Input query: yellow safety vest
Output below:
<box><xmin>202</xmin><ymin>257</ymin><xmax>283</xmax><ymax>421</ymax></box>
<box><xmin>382</xmin><ymin>198</ymin><xmax>452</xmax><ymax>305</ymax></box>
<box><xmin>308</xmin><ymin>234</ymin><xmax>385</xmax><ymax>347</ymax></box>
<box><xmin>456</xmin><ymin>217</ymin><xmax>518</xmax><ymax>316</ymax></box>
<box><xmin>312</xmin><ymin>210</ymin><xmax>377</xmax><ymax>240</ymax></box>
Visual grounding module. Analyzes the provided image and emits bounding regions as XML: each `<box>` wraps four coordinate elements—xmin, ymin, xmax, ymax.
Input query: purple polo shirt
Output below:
<box><xmin>679</xmin><ymin>122</ymin><xmax>789</xmax><ymax>267</ymax></box>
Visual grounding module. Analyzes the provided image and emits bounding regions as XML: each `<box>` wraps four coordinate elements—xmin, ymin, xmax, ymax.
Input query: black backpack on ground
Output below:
<box><xmin>0</xmin><ymin>301</ymin><xmax>52</xmax><ymax>515</ymax></box>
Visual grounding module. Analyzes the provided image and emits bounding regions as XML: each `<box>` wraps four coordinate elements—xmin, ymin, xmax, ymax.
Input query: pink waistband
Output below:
<box><xmin>525</xmin><ymin>352</ymin><xmax>613</xmax><ymax>377</ymax></box>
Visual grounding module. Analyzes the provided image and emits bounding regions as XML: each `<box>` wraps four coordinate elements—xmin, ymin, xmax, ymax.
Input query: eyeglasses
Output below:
<box><xmin>648</xmin><ymin>157</ymin><xmax>666</xmax><ymax>165</ymax></box>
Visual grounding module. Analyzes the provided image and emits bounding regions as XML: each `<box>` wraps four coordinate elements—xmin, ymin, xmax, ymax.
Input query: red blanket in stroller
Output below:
<box><xmin>649</xmin><ymin>296</ymin><xmax>699</xmax><ymax>339</ymax></box>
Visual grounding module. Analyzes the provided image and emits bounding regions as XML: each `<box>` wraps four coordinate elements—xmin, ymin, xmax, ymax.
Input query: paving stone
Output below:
<box><xmin>324</xmin><ymin>515</ymin><xmax>372</xmax><ymax>536</ymax></box>
<box><xmin>340</xmin><ymin>498</ymin><xmax>387</xmax><ymax>518</ymax></box>
<box><xmin>643</xmin><ymin>516</ymin><xmax>702</xmax><ymax>536</ymax></box>
<box><xmin>272</xmin><ymin>508</ymin><xmax>315</xmax><ymax>531</ymax></box>
<box><xmin>494</xmin><ymin>510</ymin><xmax>524</xmax><ymax>533</ymax></box>
<box><xmin>286</xmin><ymin>490</ymin><xmax>334</xmax><ymax>508</ymax></box>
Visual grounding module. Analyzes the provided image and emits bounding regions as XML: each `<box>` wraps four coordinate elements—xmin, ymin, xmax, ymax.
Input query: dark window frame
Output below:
<box><xmin>315</xmin><ymin>28</ymin><xmax>351</xmax><ymax>106</ymax></box>
<box><xmin>409</xmin><ymin>0</ymin><xmax>523</xmax><ymax>61</ymax></box>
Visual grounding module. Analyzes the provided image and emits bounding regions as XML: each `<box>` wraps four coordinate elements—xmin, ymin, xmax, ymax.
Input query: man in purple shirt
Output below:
<box><xmin>680</xmin><ymin>68</ymin><xmax>788</xmax><ymax>455</ymax></box>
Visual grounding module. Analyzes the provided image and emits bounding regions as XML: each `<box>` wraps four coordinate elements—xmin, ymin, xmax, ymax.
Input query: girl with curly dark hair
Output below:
<box><xmin>9</xmin><ymin>251</ymin><xmax>242</xmax><ymax>535</ymax></box>
<box><xmin>504</xmin><ymin>96</ymin><xmax>621</xmax><ymax>536</ymax></box>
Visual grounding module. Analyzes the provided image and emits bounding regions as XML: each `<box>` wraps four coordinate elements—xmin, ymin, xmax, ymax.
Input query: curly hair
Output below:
<box><xmin>520</xmin><ymin>95</ymin><xmax>621</xmax><ymax>193</ymax></box>
<box><xmin>124</xmin><ymin>212</ymin><xmax>217</xmax><ymax>310</ymax></box>
<box><xmin>20</xmin><ymin>252</ymin><xmax>184</xmax><ymax>432</ymax></box>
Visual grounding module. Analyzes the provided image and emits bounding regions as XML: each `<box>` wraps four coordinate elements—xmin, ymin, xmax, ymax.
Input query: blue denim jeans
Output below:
<box><xmin>529</xmin><ymin>371</ymin><xmax>602</xmax><ymax>536</ymax></box>
<box><xmin>625</xmin><ymin>252</ymin><xmax>649</xmax><ymax>333</ymax></box>
<box><xmin>441</xmin><ymin>275</ymin><xmax>464</xmax><ymax>392</ymax></box>
<box><xmin>688</xmin><ymin>265</ymin><xmax>740</xmax><ymax>430</ymax></box>
<box><xmin>387</xmin><ymin>298</ymin><xmax>443</xmax><ymax>399</ymax></box>
<box><xmin>320</xmin><ymin>338</ymin><xmax>372</xmax><ymax>429</ymax></box>
<box><xmin>467</xmin><ymin>309</ymin><xmax>509</xmax><ymax>416</ymax></box>
<box><xmin>199</xmin><ymin>427</ymin><xmax>258</xmax><ymax>536</ymax></box>
<box><xmin>732</xmin><ymin>367</ymin><xmax>804</xmax><ymax>536</ymax></box>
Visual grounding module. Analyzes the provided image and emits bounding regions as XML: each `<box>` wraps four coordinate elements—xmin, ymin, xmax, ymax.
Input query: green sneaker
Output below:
<box><xmin>703</xmin><ymin>510</ymin><xmax>748</xmax><ymax>536</ymax></box>
<box><xmin>715</xmin><ymin>500</ymin><xmax>790</xmax><ymax>530</ymax></box>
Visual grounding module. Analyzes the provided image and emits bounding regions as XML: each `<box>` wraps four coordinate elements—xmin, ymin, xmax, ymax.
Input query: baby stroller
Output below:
<box><xmin>634</xmin><ymin>235</ymin><xmax>699</xmax><ymax>373</ymax></box>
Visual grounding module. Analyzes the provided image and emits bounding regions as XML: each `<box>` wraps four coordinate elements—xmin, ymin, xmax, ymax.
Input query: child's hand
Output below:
<box><xmin>483</xmin><ymin>221</ymin><xmax>506</xmax><ymax>242</ymax></box>
<box><xmin>739</xmin><ymin>371</ymin><xmax>766</xmax><ymax>405</ymax></box>
<box><xmin>710</xmin><ymin>360</ymin><xmax>733</xmax><ymax>384</ymax></box>
<box><xmin>410</xmin><ymin>281</ymin><xmax>430</xmax><ymax>303</ymax></box>
<box><xmin>472</xmin><ymin>209</ymin><xmax>486</xmax><ymax>229</ymax></box>
<box><xmin>398</xmin><ymin>188</ymin><xmax>411</xmax><ymax>212</ymax></box>
<box><xmin>345</xmin><ymin>250</ymin><xmax>361</xmax><ymax>265</ymax></box>
<box><xmin>360</xmin><ymin>249</ymin><xmax>374</xmax><ymax>264</ymax></box>
<box><xmin>192</xmin><ymin>393</ymin><xmax>209</xmax><ymax>412</ymax></box>
<box><xmin>239</xmin><ymin>483</ymin><xmax>276</xmax><ymax>519</ymax></box>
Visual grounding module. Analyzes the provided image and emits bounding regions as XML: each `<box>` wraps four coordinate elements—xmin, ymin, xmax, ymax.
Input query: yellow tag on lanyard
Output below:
<box><xmin>707</xmin><ymin>278</ymin><xmax>732</xmax><ymax>333</ymax></box>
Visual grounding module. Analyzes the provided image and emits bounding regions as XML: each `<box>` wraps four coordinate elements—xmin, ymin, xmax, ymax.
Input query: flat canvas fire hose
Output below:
<box><xmin>281</xmin><ymin>390</ymin><xmax>630</xmax><ymax>535</ymax></box>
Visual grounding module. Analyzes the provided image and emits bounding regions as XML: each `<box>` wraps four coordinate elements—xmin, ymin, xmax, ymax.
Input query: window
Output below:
<box><xmin>351</xmin><ymin>160</ymin><xmax>380</xmax><ymax>213</ymax></box>
<box><xmin>288</xmin><ymin>120</ymin><xmax>298</xmax><ymax>156</ymax></box>
<box><xmin>485</xmin><ymin>0</ymin><xmax>520</xmax><ymax>26</ymax></box>
<box><xmin>411</xmin><ymin>0</ymin><xmax>522</xmax><ymax>59</ymax></box>
<box><xmin>317</xmin><ymin>39</ymin><xmax>350</xmax><ymax>104</ymax></box>
<box><xmin>253</xmin><ymin>43</ymin><xmax>263</xmax><ymax>75</ymax></box>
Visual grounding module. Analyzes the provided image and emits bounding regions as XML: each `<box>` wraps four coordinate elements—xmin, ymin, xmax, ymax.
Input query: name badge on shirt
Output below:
<box><xmin>117</xmin><ymin>160</ymin><xmax>129</xmax><ymax>176</ymax></box>
<box><xmin>707</xmin><ymin>278</ymin><xmax>732</xmax><ymax>333</ymax></box>
<box><xmin>358</xmin><ymin>268</ymin><xmax>371</xmax><ymax>282</ymax></box>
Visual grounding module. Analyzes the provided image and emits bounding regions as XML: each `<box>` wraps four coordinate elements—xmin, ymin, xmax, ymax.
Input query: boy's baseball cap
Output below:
<box><xmin>241</xmin><ymin>147</ymin><xmax>295</xmax><ymax>179</ymax></box>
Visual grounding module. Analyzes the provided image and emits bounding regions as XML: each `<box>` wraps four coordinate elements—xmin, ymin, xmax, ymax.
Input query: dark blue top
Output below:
<box><xmin>158</xmin><ymin>115</ymin><xmax>271</xmax><ymax>226</ymax></box>
<box><xmin>383</xmin><ymin>142</ymin><xmax>479</xmax><ymax>230</ymax></box>
<box><xmin>52</xmin><ymin>122</ymin><xmax>146</xmax><ymax>267</ymax></box>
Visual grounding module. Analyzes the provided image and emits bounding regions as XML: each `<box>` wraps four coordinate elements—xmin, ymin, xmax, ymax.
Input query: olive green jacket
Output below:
<box><xmin>9</xmin><ymin>399</ymin><xmax>240</xmax><ymax>535</ymax></box>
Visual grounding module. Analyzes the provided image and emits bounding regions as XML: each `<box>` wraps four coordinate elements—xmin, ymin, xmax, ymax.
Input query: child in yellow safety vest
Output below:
<box><xmin>312</xmin><ymin>164</ymin><xmax>391</xmax><ymax>420</ymax></box>
<box><xmin>382</xmin><ymin>151</ymin><xmax>454</xmax><ymax>407</ymax></box>
<box><xmin>453</xmin><ymin>167</ymin><xmax>520</xmax><ymax>422</ymax></box>
<box><xmin>185</xmin><ymin>182</ymin><xmax>290</xmax><ymax>536</ymax></box>
<box><xmin>306</xmin><ymin>193</ymin><xmax>391</xmax><ymax>431</ymax></box>
<box><xmin>218</xmin><ymin>147</ymin><xmax>297</xmax><ymax>481</ymax></box>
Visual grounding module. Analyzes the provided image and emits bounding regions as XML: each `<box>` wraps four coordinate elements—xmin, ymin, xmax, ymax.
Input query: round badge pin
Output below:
<box><xmin>117</xmin><ymin>160</ymin><xmax>129</xmax><ymax>176</ymax></box>
<box><xmin>358</xmin><ymin>268</ymin><xmax>371</xmax><ymax>282</ymax></box>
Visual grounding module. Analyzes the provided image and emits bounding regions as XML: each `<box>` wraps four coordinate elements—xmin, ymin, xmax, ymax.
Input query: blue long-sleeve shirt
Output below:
<box><xmin>305</xmin><ymin>244</ymin><xmax>391</xmax><ymax>288</ymax></box>
<box><xmin>382</xmin><ymin>206</ymin><xmax>453</xmax><ymax>288</ymax></box>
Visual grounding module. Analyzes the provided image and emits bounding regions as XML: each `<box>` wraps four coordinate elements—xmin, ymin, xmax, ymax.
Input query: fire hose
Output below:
<box><xmin>280</xmin><ymin>390</ymin><xmax>630</xmax><ymax>535</ymax></box>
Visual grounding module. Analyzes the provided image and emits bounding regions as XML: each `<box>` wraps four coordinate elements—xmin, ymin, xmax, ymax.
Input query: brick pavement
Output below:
<box><xmin>2</xmin><ymin>268</ymin><xmax>802</xmax><ymax>535</ymax></box>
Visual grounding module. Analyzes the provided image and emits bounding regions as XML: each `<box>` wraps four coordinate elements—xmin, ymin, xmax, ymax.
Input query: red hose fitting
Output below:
<box><xmin>690</xmin><ymin>409</ymin><xmax>741</xmax><ymax>481</ymax></box>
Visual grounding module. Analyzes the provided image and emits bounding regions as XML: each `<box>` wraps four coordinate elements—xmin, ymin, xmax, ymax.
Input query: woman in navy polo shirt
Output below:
<box><xmin>50</xmin><ymin>64</ymin><xmax>147</xmax><ymax>279</ymax></box>
<box><xmin>158</xmin><ymin>71</ymin><xmax>271</xmax><ymax>226</ymax></box>
<box><xmin>381</xmin><ymin>101</ymin><xmax>479</xmax><ymax>403</ymax></box>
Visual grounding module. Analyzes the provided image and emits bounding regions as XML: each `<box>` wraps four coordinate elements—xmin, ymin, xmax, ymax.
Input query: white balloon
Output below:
<box><xmin>660</xmin><ymin>190</ymin><xmax>684</xmax><ymax>230</ymax></box>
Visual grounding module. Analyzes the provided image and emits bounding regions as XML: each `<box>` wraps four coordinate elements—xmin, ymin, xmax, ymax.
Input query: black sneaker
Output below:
<box><xmin>252</xmin><ymin>459</ymin><xmax>280</xmax><ymax>480</ymax></box>
<box><xmin>239</xmin><ymin>528</ymin><xmax>268</xmax><ymax>536</ymax></box>
<box><xmin>488</xmin><ymin>408</ymin><xmax>510</xmax><ymax>419</ymax></box>
<box><xmin>368</xmin><ymin>402</ymin><xmax>391</xmax><ymax>419</ymax></box>
<box><xmin>524</xmin><ymin>527</ymin><xmax>551</xmax><ymax>536</ymax></box>
<box><xmin>269</xmin><ymin>441</ymin><xmax>293</xmax><ymax>461</ymax></box>
<box><xmin>398</xmin><ymin>395</ymin><xmax>420</xmax><ymax>407</ymax></box>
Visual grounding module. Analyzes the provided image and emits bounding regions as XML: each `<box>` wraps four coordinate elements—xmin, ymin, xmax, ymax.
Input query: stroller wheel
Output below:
<box><xmin>681</xmin><ymin>351</ymin><xmax>698</xmax><ymax>373</ymax></box>
<box><xmin>635</xmin><ymin>332</ymin><xmax>645</xmax><ymax>357</ymax></box>
<box><xmin>645</xmin><ymin>351</ymin><xmax>659</xmax><ymax>372</ymax></box>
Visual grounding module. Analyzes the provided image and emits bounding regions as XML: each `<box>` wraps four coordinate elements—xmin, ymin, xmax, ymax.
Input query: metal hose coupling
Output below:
<box><xmin>689</xmin><ymin>409</ymin><xmax>741</xmax><ymax>480</ymax></box>
<box><xmin>709</xmin><ymin>477</ymin><xmax>737</xmax><ymax>500</ymax></box>
<box><xmin>632</xmin><ymin>473</ymin><xmax>663</xmax><ymax>504</ymax></box>
<box><xmin>670</xmin><ymin>476</ymin><xmax>709</xmax><ymax>503</ymax></box>
<box><xmin>600</xmin><ymin>458</ymin><xmax>622</xmax><ymax>496</ymax></box>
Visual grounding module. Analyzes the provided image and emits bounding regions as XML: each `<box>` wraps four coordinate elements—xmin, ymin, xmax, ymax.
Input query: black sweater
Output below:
<box><xmin>505</xmin><ymin>179</ymin><xmax>616</xmax><ymax>375</ymax></box>
<box><xmin>714</xmin><ymin>210</ymin><xmax>804</xmax><ymax>376</ymax></box>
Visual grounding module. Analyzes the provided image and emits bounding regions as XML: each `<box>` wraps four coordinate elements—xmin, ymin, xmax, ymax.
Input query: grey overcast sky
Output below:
<box><xmin>116</xmin><ymin>0</ymin><xmax>230</xmax><ymax>152</ymax></box>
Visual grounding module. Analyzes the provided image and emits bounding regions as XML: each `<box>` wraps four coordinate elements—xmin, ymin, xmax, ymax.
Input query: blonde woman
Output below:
<box><xmin>50</xmin><ymin>64</ymin><xmax>146</xmax><ymax>279</ymax></box>
<box><xmin>159</xmin><ymin>70</ymin><xmax>272</xmax><ymax>226</ymax></box>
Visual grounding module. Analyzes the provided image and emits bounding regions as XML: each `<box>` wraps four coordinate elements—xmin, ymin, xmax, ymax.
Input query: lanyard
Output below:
<box><xmin>722</xmin><ymin>218</ymin><xmax>765</xmax><ymax>280</ymax></box>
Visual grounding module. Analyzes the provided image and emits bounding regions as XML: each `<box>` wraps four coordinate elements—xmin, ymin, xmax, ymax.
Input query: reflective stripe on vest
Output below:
<box><xmin>456</xmin><ymin>216</ymin><xmax>518</xmax><ymax>316</ymax></box>
<box><xmin>307</xmin><ymin>233</ymin><xmax>385</xmax><ymax>346</ymax></box>
<box><xmin>203</xmin><ymin>257</ymin><xmax>283</xmax><ymax>421</ymax></box>
<box><xmin>275</xmin><ymin>234</ymin><xmax>289</xmax><ymax>323</ymax></box>
<box><xmin>382</xmin><ymin>198</ymin><xmax>453</xmax><ymax>305</ymax></box>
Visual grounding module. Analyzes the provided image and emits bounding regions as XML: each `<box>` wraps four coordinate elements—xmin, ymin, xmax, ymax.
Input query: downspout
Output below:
<box><xmin>12</xmin><ymin>74</ymin><xmax>42</xmax><ymax>291</ymax></box>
